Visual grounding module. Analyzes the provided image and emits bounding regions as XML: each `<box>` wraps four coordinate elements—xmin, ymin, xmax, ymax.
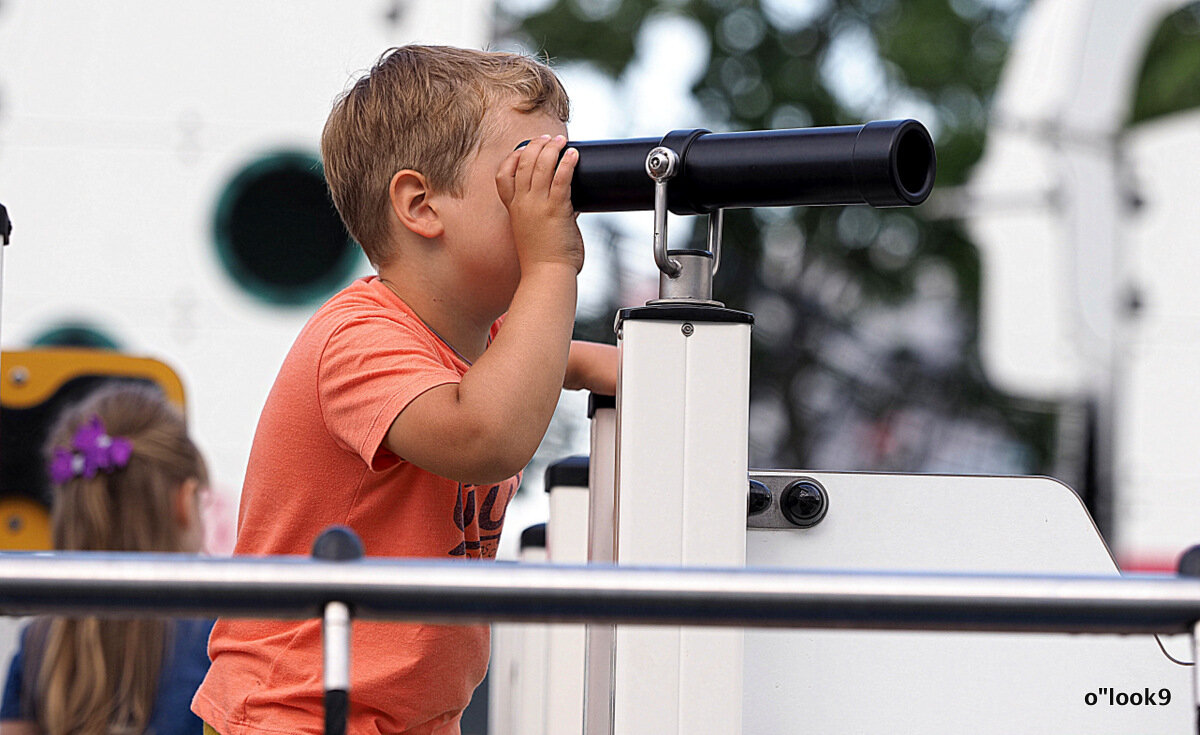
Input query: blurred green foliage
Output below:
<box><xmin>500</xmin><ymin>0</ymin><xmax>1200</xmax><ymax>475</ymax></box>
<box><xmin>504</xmin><ymin>0</ymin><xmax>1048</xmax><ymax>472</ymax></box>
<box><xmin>1131</xmin><ymin>4</ymin><xmax>1200</xmax><ymax>125</ymax></box>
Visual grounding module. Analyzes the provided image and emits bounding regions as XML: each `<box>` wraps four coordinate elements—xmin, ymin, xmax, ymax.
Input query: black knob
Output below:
<box><xmin>312</xmin><ymin>526</ymin><xmax>365</xmax><ymax>562</ymax></box>
<box><xmin>779</xmin><ymin>479</ymin><xmax>828</xmax><ymax>528</ymax></box>
<box><xmin>1178</xmin><ymin>545</ymin><xmax>1200</xmax><ymax>577</ymax></box>
<box><xmin>748</xmin><ymin>479</ymin><xmax>772</xmax><ymax>517</ymax></box>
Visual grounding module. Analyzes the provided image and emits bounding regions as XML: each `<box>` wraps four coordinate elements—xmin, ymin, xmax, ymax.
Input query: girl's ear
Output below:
<box><xmin>174</xmin><ymin>477</ymin><xmax>204</xmax><ymax>549</ymax></box>
<box><xmin>389</xmin><ymin>170</ymin><xmax>445</xmax><ymax>239</ymax></box>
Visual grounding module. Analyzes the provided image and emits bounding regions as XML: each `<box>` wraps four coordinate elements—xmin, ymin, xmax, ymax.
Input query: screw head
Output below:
<box><xmin>681</xmin><ymin>323</ymin><xmax>694</xmax><ymax>336</ymax></box>
<box><xmin>645</xmin><ymin>146</ymin><xmax>678</xmax><ymax>181</ymax></box>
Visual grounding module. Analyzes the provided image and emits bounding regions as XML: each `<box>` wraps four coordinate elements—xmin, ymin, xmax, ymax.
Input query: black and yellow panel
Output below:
<box><xmin>0</xmin><ymin>349</ymin><xmax>186</xmax><ymax>550</ymax></box>
<box><xmin>0</xmin><ymin>497</ymin><xmax>51</xmax><ymax>551</ymax></box>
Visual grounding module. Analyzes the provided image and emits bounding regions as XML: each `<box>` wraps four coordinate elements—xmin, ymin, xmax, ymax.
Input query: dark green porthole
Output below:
<box><xmin>213</xmin><ymin>151</ymin><xmax>360</xmax><ymax>306</ymax></box>
<box><xmin>32</xmin><ymin>323</ymin><xmax>120</xmax><ymax>350</ymax></box>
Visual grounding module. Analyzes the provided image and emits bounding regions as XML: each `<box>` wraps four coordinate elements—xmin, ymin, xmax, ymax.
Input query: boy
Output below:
<box><xmin>192</xmin><ymin>46</ymin><xmax>616</xmax><ymax>734</ymax></box>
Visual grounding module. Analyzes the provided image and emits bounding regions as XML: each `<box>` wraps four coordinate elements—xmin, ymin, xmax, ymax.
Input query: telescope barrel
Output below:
<box><xmin>569</xmin><ymin>119</ymin><xmax>935</xmax><ymax>214</ymax></box>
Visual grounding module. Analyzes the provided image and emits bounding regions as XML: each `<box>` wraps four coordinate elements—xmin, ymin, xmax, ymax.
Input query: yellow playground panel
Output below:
<box><xmin>0</xmin><ymin>349</ymin><xmax>186</xmax><ymax>550</ymax></box>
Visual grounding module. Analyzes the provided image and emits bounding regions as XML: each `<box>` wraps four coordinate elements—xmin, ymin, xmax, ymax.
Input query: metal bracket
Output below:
<box><xmin>644</xmin><ymin>148</ymin><xmax>726</xmax><ymax>304</ymax></box>
<box><xmin>646</xmin><ymin>146</ymin><xmax>681</xmax><ymax>279</ymax></box>
<box><xmin>707</xmin><ymin>208</ymin><xmax>724</xmax><ymax>277</ymax></box>
<box><xmin>1193</xmin><ymin>620</ymin><xmax>1200</xmax><ymax>735</ymax></box>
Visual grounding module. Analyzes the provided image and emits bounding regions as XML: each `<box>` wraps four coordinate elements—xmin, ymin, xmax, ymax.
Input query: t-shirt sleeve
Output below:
<box><xmin>318</xmin><ymin>316</ymin><xmax>463</xmax><ymax>471</ymax></box>
<box><xmin>0</xmin><ymin>628</ymin><xmax>28</xmax><ymax>721</ymax></box>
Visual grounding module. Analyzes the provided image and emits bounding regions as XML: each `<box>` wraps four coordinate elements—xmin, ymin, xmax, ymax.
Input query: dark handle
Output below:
<box><xmin>325</xmin><ymin>689</ymin><xmax>348</xmax><ymax>735</ymax></box>
<box><xmin>1</xmin><ymin>202</ymin><xmax>11</xmax><ymax>245</ymax></box>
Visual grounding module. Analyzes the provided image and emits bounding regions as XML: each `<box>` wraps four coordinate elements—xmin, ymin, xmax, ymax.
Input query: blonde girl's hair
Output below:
<box><xmin>321</xmin><ymin>44</ymin><xmax>571</xmax><ymax>266</ymax></box>
<box><xmin>27</xmin><ymin>382</ymin><xmax>207</xmax><ymax>735</ymax></box>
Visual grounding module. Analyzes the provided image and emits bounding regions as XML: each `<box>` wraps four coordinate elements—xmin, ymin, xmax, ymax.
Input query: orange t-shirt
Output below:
<box><xmin>192</xmin><ymin>276</ymin><xmax>519</xmax><ymax>735</ymax></box>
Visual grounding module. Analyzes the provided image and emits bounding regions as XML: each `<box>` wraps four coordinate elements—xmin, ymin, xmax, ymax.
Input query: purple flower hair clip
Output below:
<box><xmin>47</xmin><ymin>416</ymin><xmax>133</xmax><ymax>485</ymax></box>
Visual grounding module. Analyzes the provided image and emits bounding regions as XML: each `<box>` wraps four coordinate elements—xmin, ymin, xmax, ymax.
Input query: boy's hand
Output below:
<box><xmin>496</xmin><ymin>134</ymin><xmax>584</xmax><ymax>274</ymax></box>
<box><xmin>565</xmin><ymin>341</ymin><xmax>618</xmax><ymax>395</ymax></box>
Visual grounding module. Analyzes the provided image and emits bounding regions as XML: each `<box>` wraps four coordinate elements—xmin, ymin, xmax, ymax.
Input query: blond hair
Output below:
<box><xmin>321</xmin><ymin>45</ymin><xmax>571</xmax><ymax>266</ymax></box>
<box><xmin>29</xmin><ymin>383</ymin><xmax>207</xmax><ymax>735</ymax></box>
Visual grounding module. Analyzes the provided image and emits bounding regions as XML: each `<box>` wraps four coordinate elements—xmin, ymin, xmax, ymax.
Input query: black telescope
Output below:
<box><xmin>567</xmin><ymin>119</ymin><xmax>934</xmax><ymax>214</ymax></box>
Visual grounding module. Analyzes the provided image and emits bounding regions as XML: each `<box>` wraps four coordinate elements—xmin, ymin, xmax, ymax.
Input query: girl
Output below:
<box><xmin>0</xmin><ymin>383</ymin><xmax>213</xmax><ymax>735</ymax></box>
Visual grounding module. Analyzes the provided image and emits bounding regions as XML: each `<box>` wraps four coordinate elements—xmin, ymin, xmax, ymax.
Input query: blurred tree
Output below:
<box><xmin>1130</xmin><ymin>3</ymin><xmax>1200</xmax><ymax>125</ymax></box>
<box><xmin>499</xmin><ymin>0</ymin><xmax>1064</xmax><ymax>476</ymax></box>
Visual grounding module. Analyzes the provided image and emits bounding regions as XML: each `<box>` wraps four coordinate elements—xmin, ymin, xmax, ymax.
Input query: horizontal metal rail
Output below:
<box><xmin>1</xmin><ymin>551</ymin><xmax>1199</xmax><ymax>635</ymax></box>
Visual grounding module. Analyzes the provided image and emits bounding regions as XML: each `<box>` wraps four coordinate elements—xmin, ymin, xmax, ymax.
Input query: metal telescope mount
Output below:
<box><xmin>591</xmin><ymin>121</ymin><xmax>939</xmax><ymax>735</ymax></box>
<box><xmin>644</xmin><ymin>145</ymin><xmax>725</xmax><ymax>305</ymax></box>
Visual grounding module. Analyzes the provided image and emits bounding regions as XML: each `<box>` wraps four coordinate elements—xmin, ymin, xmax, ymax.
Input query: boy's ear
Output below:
<box><xmin>388</xmin><ymin>170</ymin><xmax>444</xmax><ymax>239</ymax></box>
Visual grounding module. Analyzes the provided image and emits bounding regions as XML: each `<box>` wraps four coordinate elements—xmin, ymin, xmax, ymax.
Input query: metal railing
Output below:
<box><xmin>3</xmin><ymin>550</ymin><xmax>1200</xmax><ymax>731</ymax></box>
<box><xmin>2</xmin><ymin>550</ymin><xmax>1200</xmax><ymax>631</ymax></box>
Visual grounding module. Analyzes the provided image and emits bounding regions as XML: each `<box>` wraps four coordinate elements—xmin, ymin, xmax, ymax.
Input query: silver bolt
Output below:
<box><xmin>646</xmin><ymin>146</ymin><xmax>678</xmax><ymax>181</ymax></box>
<box><xmin>681</xmin><ymin>323</ymin><xmax>694</xmax><ymax>336</ymax></box>
<box><xmin>9</xmin><ymin>366</ymin><xmax>29</xmax><ymax>386</ymax></box>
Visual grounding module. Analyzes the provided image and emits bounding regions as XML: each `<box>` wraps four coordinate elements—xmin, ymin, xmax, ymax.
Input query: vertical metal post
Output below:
<box><xmin>607</xmin><ymin>149</ymin><xmax>750</xmax><ymax>735</ymax></box>
<box><xmin>545</xmin><ymin>460</ymin><xmax>590</xmax><ymax>735</ymax></box>
<box><xmin>323</xmin><ymin>601</ymin><xmax>351</xmax><ymax>735</ymax></box>
<box><xmin>1193</xmin><ymin>620</ymin><xmax>1200</xmax><ymax>735</ymax></box>
<box><xmin>612</xmin><ymin>311</ymin><xmax>750</xmax><ymax>735</ymax></box>
<box><xmin>585</xmin><ymin>394</ymin><xmax>618</xmax><ymax>735</ymax></box>
<box><xmin>312</xmin><ymin>526</ymin><xmax>364</xmax><ymax>735</ymax></box>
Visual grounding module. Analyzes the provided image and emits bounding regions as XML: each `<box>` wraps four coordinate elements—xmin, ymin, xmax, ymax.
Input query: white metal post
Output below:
<box><xmin>322</xmin><ymin>601</ymin><xmax>351</xmax><ymax>735</ymax></box>
<box><xmin>1192</xmin><ymin>620</ymin><xmax>1200</xmax><ymax>735</ymax></box>
<box><xmin>545</xmin><ymin>463</ymin><xmax>589</xmax><ymax>735</ymax></box>
<box><xmin>489</xmin><ymin>531</ymin><xmax>549</xmax><ymax>735</ymax></box>
<box><xmin>585</xmin><ymin>398</ymin><xmax>617</xmax><ymax>735</ymax></box>
<box><xmin>610</xmin><ymin>310</ymin><xmax>750</xmax><ymax>735</ymax></box>
<box><xmin>516</xmin><ymin>541</ymin><xmax>549</xmax><ymax>735</ymax></box>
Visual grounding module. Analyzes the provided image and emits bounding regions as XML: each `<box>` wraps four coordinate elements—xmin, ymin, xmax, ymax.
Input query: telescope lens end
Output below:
<box><xmin>855</xmin><ymin>120</ymin><xmax>937</xmax><ymax>207</ymax></box>
<box><xmin>894</xmin><ymin>124</ymin><xmax>936</xmax><ymax>203</ymax></box>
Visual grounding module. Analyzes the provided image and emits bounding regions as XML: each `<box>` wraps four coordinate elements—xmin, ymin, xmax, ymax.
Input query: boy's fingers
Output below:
<box><xmin>514</xmin><ymin>135</ymin><xmax>551</xmax><ymax>191</ymax></box>
<box><xmin>551</xmin><ymin>147</ymin><xmax>578</xmax><ymax>196</ymax></box>
<box><xmin>532</xmin><ymin>135</ymin><xmax>567</xmax><ymax>190</ymax></box>
<box><xmin>495</xmin><ymin>150</ymin><xmax>521</xmax><ymax>201</ymax></box>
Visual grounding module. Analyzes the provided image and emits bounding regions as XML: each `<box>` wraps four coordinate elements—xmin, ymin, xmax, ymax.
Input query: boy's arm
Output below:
<box><xmin>385</xmin><ymin>135</ymin><xmax>582</xmax><ymax>485</ymax></box>
<box><xmin>565</xmin><ymin>340</ymin><xmax>617</xmax><ymax>395</ymax></box>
